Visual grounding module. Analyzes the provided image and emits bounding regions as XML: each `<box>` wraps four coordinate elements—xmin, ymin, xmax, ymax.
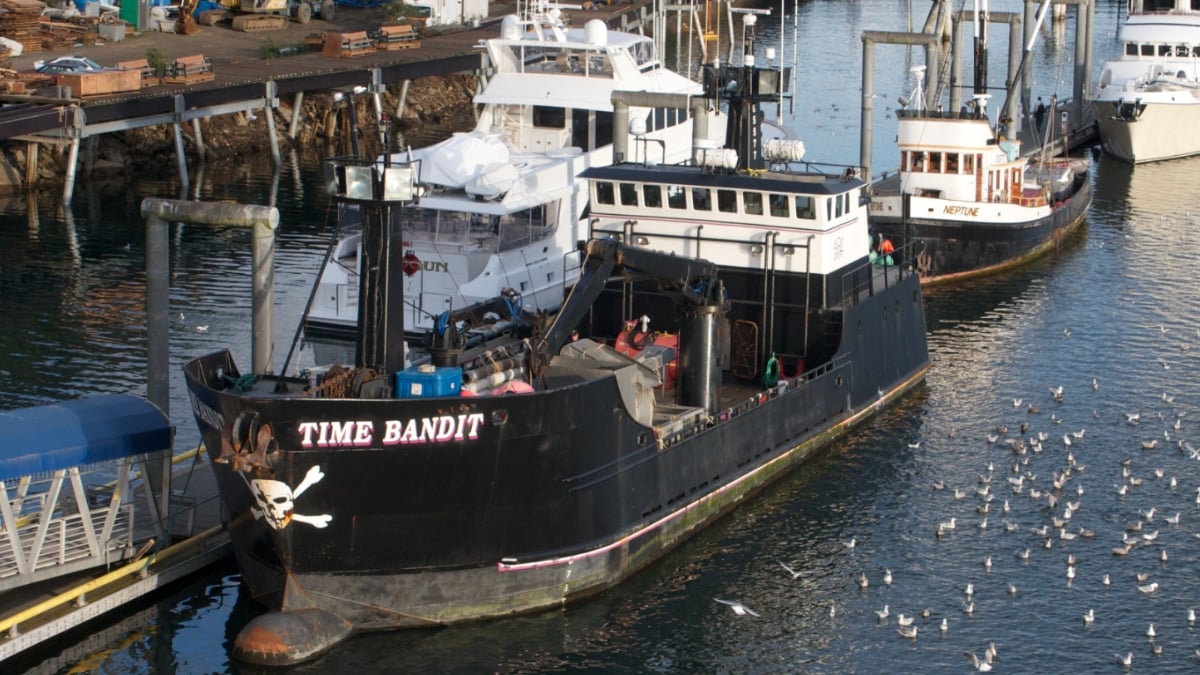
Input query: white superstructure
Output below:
<box><xmin>1092</xmin><ymin>0</ymin><xmax>1200</xmax><ymax>163</ymax></box>
<box><xmin>304</xmin><ymin>4</ymin><xmax>724</xmax><ymax>359</ymax></box>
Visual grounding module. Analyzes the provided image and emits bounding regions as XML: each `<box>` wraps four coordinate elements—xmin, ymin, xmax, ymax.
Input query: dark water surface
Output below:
<box><xmin>13</xmin><ymin>2</ymin><xmax>1200</xmax><ymax>673</ymax></box>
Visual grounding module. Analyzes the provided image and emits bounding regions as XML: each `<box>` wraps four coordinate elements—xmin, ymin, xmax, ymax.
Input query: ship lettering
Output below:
<box><xmin>297</xmin><ymin>413</ymin><xmax>485</xmax><ymax>448</ymax></box>
<box><xmin>423</xmin><ymin>261</ymin><xmax>450</xmax><ymax>273</ymax></box>
<box><xmin>188</xmin><ymin>391</ymin><xmax>224</xmax><ymax>431</ymax></box>
<box><xmin>943</xmin><ymin>205</ymin><xmax>979</xmax><ymax>217</ymax></box>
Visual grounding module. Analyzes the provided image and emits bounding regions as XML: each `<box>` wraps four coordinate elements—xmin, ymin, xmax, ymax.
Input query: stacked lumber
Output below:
<box><xmin>322</xmin><ymin>31</ymin><xmax>374</xmax><ymax>58</ymax></box>
<box><xmin>163</xmin><ymin>54</ymin><xmax>214</xmax><ymax>84</ymax></box>
<box><xmin>118</xmin><ymin>58</ymin><xmax>157</xmax><ymax>86</ymax></box>
<box><xmin>305</xmin><ymin>32</ymin><xmax>326</xmax><ymax>51</ymax></box>
<box><xmin>0</xmin><ymin>0</ymin><xmax>47</xmax><ymax>54</ymax></box>
<box><xmin>373</xmin><ymin>24</ymin><xmax>421</xmax><ymax>51</ymax></box>
<box><xmin>42</xmin><ymin>19</ymin><xmax>99</xmax><ymax>49</ymax></box>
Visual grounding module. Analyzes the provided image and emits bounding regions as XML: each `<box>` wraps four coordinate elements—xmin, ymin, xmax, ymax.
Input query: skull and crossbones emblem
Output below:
<box><xmin>248</xmin><ymin>465</ymin><xmax>333</xmax><ymax>530</ymax></box>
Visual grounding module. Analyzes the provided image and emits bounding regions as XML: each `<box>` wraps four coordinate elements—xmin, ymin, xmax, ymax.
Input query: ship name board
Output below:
<box><xmin>943</xmin><ymin>205</ymin><xmax>979</xmax><ymax>217</ymax></box>
<box><xmin>297</xmin><ymin>414</ymin><xmax>487</xmax><ymax>448</ymax></box>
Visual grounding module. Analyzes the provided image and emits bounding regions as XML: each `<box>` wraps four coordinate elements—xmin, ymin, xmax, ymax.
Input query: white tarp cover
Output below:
<box><xmin>411</xmin><ymin>132</ymin><xmax>512</xmax><ymax>189</ymax></box>
<box><xmin>466</xmin><ymin>162</ymin><xmax>519</xmax><ymax>199</ymax></box>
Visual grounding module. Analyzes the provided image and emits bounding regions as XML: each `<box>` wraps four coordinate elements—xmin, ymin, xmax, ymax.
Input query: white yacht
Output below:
<box><xmin>1092</xmin><ymin>0</ymin><xmax>1200</xmax><ymax>163</ymax></box>
<box><xmin>303</xmin><ymin>3</ymin><xmax>724</xmax><ymax>361</ymax></box>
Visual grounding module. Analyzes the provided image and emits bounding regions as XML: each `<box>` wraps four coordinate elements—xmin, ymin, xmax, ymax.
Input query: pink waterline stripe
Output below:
<box><xmin>495</xmin><ymin>366</ymin><xmax>926</xmax><ymax>573</ymax></box>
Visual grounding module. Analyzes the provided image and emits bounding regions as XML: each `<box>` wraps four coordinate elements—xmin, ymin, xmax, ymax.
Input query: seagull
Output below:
<box><xmin>883</xmin><ymin>568</ymin><xmax>893</xmax><ymax>586</ymax></box>
<box><xmin>940</xmin><ymin>617</ymin><xmax>948</xmax><ymax>633</ymax></box>
<box><xmin>965</xmin><ymin>652</ymin><xmax>993</xmax><ymax>672</ymax></box>
<box><xmin>1083</xmin><ymin>608</ymin><xmax>1095</xmax><ymax>625</ymax></box>
<box><xmin>897</xmin><ymin>624</ymin><xmax>918</xmax><ymax>639</ymax></box>
<box><xmin>965</xmin><ymin>582</ymin><xmax>974</xmax><ymax>597</ymax></box>
<box><xmin>896</xmin><ymin>613</ymin><xmax>913</xmax><ymax>626</ymax></box>
<box><xmin>1007</xmin><ymin>581</ymin><xmax>1017</xmax><ymax>595</ymax></box>
<box><xmin>714</xmin><ymin>598</ymin><xmax>759</xmax><ymax>616</ymax></box>
<box><xmin>1148</xmin><ymin>623</ymin><xmax>1156</xmax><ymax>639</ymax></box>
<box><xmin>1190</xmin><ymin>608</ymin><xmax>1196</xmax><ymax>624</ymax></box>
<box><xmin>1115</xmin><ymin>652</ymin><xmax>1133</xmax><ymax>667</ymax></box>
<box><xmin>875</xmin><ymin>604</ymin><xmax>890</xmax><ymax>620</ymax></box>
<box><xmin>779</xmin><ymin>561</ymin><xmax>802</xmax><ymax>579</ymax></box>
<box><xmin>1103</xmin><ymin>573</ymin><xmax>1111</xmax><ymax>586</ymax></box>
<box><xmin>844</xmin><ymin>537</ymin><xmax>857</xmax><ymax>550</ymax></box>
<box><xmin>1138</xmin><ymin>582</ymin><xmax>1159</xmax><ymax>594</ymax></box>
<box><xmin>858</xmin><ymin>572</ymin><xmax>869</xmax><ymax>589</ymax></box>
<box><xmin>195</xmin><ymin>325</ymin><xmax>209</xmax><ymax>332</ymax></box>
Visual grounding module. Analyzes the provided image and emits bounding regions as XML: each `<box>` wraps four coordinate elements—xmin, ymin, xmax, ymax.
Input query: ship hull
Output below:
<box><xmin>871</xmin><ymin>170</ymin><xmax>1090</xmax><ymax>285</ymax></box>
<box><xmin>1094</xmin><ymin>100</ymin><xmax>1200</xmax><ymax>164</ymax></box>
<box><xmin>185</xmin><ymin>272</ymin><xmax>927</xmax><ymax>636</ymax></box>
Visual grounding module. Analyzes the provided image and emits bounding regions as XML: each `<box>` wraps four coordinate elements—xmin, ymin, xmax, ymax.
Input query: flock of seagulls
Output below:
<box><xmin>711</xmin><ymin>329</ymin><xmax>1200</xmax><ymax>669</ymax></box>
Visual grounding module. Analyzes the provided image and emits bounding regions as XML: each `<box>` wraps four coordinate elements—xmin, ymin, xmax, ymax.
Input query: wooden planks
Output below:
<box><xmin>162</xmin><ymin>54</ymin><xmax>214</xmax><ymax>84</ymax></box>
<box><xmin>374</xmin><ymin>24</ymin><xmax>421</xmax><ymax>51</ymax></box>
<box><xmin>322</xmin><ymin>31</ymin><xmax>375</xmax><ymax>58</ymax></box>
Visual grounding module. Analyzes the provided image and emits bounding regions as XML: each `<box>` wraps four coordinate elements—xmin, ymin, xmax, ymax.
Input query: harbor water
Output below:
<box><xmin>11</xmin><ymin>1</ymin><xmax>1200</xmax><ymax>672</ymax></box>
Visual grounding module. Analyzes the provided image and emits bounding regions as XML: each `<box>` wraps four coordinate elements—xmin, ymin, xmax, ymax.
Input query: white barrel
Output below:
<box><xmin>698</xmin><ymin>148</ymin><xmax>738</xmax><ymax>170</ymax></box>
<box><xmin>763</xmin><ymin>139</ymin><xmax>807</xmax><ymax>163</ymax></box>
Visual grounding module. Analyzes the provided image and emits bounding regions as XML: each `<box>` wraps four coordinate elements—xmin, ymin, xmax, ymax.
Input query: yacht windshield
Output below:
<box><xmin>393</xmin><ymin>202</ymin><xmax>560</xmax><ymax>252</ymax></box>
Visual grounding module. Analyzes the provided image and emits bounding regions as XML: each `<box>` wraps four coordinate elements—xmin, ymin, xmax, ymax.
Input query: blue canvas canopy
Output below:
<box><xmin>0</xmin><ymin>394</ymin><xmax>171</xmax><ymax>481</ymax></box>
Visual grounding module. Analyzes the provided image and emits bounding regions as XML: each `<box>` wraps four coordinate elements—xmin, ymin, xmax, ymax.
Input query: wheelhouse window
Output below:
<box><xmin>1125</xmin><ymin>43</ymin><xmax>1137</xmax><ymax>57</ymax></box>
<box><xmin>1141</xmin><ymin>44</ymin><xmax>1154</xmax><ymax>56</ymax></box>
<box><xmin>794</xmin><ymin>195</ymin><xmax>815</xmax><ymax>219</ymax></box>
<box><xmin>595</xmin><ymin>181</ymin><xmax>615</xmax><ymax>205</ymax></box>
<box><xmin>667</xmin><ymin>185</ymin><xmax>687</xmax><ymax>209</ymax></box>
<box><xmin>717</xmin><ymin>189</ymin><xmax>738</xmax><ymax>213</ymax></box>
<box><xmin>963</xmin><ymin>153</ymin><xmax>976</xmax><ymax>174</ymax></box>
<box><xmin>643</xmin><ymin>184</ymin><xmax>663</xmax><ymax>208</ymax></box>
<box><xmin>651</xmin><ymin>107</ymin><xmax>689</xmax><ymax>131</ymax></box>
<box><xmin>692</xmin><ymin>187</ymin><xmax>712</xmax><ymax>210</ymax></box>
<box><xmin>946</xmin><ymin>153</ymin><xmax>959</xmax><ymax>174</ymax></box>
<box><xmin>927</xmin><ymin>151</ymin><xmax>943</xmax><ymax>174</ymax></box>
<box><xmin>619</xmin><ymin>182</ymin><xmax>639</xmax><ymax>206</ymax></box>
<box><xmin>769</xmin><ymin>193</ymin><xmax>789</xmax><ymax>217</ymax></box>
<box><xmin>532</xmin><ymin>106</ymin><xmax>566</xmax><ymax>128</ymax></box>
<box><xmin>743</xmin><ymin>191</ymin><xmax>763</xmax><ymax>216</ymax></box>
<box><xmin>1159</xmin><ymin>44</ymin><xmax>1172</xmax><ymax>56</ymax></box>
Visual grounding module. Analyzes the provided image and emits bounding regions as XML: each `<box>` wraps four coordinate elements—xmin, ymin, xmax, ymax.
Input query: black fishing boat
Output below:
<box><xmin>183</xmin><ymin>25</ymin><xmax>929</xmax><ymax>666</ymax></box>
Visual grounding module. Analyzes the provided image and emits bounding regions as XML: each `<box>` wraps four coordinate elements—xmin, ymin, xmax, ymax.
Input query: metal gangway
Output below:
<box><xmin>0</xmin><ymin>394</ymin><xmax>173</xmax><ymax>594</ymax></box>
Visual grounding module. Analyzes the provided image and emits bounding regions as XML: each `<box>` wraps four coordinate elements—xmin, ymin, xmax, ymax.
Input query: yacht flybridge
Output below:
<box><xmin>302</xmin><ymin>4</ymin><xmax>724</xmax><ymax>361</ymax></box>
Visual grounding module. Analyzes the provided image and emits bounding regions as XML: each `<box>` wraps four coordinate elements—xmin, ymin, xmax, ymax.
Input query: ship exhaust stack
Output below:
<box><xmin>677</xmin><ymin>295</ymin><xmax>729</xmax><ymax>413</ymax></box>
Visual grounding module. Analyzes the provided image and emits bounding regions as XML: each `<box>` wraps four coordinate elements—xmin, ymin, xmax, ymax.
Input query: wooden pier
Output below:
<box><xmin>0</xmin><ymin>2</ymin><xmax>660</xmax><ymax>202</ymax></box>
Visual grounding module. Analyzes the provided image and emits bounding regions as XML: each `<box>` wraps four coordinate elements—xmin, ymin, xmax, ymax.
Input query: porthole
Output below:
<box><xmin>835</xmin><ymin>376</ymin><xmax>843</xmax><ymax>388</ymax></box>
<box><xmin>492</xmin><ymin>410</ymin><xmax>509</xmax><ymax>425</ymax></box>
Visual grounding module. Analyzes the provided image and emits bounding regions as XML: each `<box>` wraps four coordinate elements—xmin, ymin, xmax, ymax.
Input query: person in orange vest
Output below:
<box><xmin>878</xmin><ymin>237</ymin><xmax>895</xmax><ymax>266</ymax></box>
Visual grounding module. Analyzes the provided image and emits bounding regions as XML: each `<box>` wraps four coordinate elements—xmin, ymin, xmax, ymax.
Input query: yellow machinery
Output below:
<box><xmin>195</xmin><ymin>0</ymin><xmax>337</xmax><ymax>32</ymax></box>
